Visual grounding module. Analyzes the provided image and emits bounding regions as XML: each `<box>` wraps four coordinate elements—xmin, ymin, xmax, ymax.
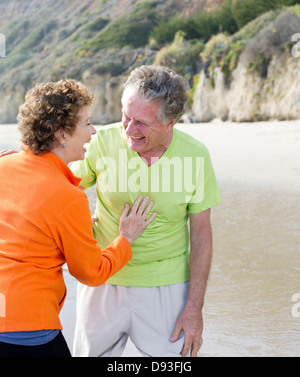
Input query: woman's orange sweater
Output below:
<box><xmin>0</xmin><ymin>151</ymin><xmax>132</xmax><ymax>332</ymax></box>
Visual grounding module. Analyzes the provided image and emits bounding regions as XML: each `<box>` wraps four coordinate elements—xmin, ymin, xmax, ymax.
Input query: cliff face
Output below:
<box><xmin>190</xmin><ymin>8</ymin><xmax>300</xmax><ymax>122</ymax></box>
<box><xmin>1</xmin><ymin>0</ymin><xmax>221</xmax><ymax>124</ymax></box>
<box><xmin>1</xmin><ymin>2</ymin><xmax>300</xmax><ymax>124</ymax></box>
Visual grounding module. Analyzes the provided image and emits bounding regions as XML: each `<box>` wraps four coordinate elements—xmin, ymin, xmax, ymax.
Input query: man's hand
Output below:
<box><xmin>91</xmin><ymin>216</ymin><xmax>98</xmax><ymax>225</ymax></box>
<box><xmin>0</xmin><ymin>149</ymin><xmax>18</xmax><ymax>157</ymax></box>
<box><xmin>170</xmin><ymin>306</ymin><xmax>203</xmax><ymax>357</ymax></box>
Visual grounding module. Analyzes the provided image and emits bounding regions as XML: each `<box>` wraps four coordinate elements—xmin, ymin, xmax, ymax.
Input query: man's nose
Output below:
<box><xmin>126</xmin><ymin>119</ymin><xmax>138</xmax><ymax>135</ymax></box>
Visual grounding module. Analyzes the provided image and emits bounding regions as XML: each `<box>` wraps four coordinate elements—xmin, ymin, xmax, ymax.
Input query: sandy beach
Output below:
<box><xmin>1</xmin><ymin>121</ymin><xmax>300</xmax><ymax>356</ymax></box>
<box><xmin>2</xmin><ymin>120</ymin><xmax>299</xmax><ymax>191</ymax></box>
<box><xmin>179</xmin><ymin>120</ymin><xmax>300</xmax><ymax>193</ymax></box>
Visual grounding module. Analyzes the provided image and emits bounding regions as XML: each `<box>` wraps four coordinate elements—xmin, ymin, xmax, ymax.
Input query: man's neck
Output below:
<box><xmin>139</xmin><ymin>131</ymin><xmax>173</xmax><ymax>167</ymax></box>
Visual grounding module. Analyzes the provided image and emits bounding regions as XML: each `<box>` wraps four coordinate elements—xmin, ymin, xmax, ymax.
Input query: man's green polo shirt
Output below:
<box><xmin>72</xmin><ymin>123</ymin><xmax>220</xmax><ymax>287</ymax></box>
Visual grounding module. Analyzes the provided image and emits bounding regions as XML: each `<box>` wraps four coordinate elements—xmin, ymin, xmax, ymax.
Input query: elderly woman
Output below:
<box><xmin>0</xmin><ymin>79</ymin><xmax>156</xmax><ymax>357</ymax></box>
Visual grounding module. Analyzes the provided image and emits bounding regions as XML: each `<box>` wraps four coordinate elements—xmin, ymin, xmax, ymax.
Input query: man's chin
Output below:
<box><xmin>128</xmin><ymin>141</ymin><xmax>144</xmax><ymax>153</ymax></box>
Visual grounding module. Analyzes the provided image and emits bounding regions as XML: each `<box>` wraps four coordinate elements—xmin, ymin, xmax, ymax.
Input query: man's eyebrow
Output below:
<box><xmin>122</xmin><ymin>110</ymin><xmax>148</xmax><ymax>125</ymax></box>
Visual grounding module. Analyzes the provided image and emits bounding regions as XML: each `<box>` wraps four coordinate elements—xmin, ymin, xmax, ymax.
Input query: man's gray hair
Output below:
<box><xmin>123</xmin><ymin>65</ymin><xmax>189</xmax><ymax>125</ymax></box>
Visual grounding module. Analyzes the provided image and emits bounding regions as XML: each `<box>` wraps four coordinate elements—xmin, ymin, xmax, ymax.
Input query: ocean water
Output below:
<box><xmin>0</xmin><ymin>121</ymin><xmax>299</xmax><ymax>357</ymax></box>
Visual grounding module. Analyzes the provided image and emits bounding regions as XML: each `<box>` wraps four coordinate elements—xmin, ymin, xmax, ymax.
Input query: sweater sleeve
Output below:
<box><xmin>51</xmin><ymin>195</ymin><xmax>132</xmax><ymax>287</ymax></box>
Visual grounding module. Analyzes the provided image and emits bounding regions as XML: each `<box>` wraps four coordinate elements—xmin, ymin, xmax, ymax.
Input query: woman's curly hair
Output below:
<box><xmin>18</xmin><ymin>79</ymin><xmax>94</xmax><ymax>155</ymax></box>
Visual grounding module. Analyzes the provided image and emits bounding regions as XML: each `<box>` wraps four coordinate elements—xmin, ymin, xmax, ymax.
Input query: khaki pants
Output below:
<box><xmin>73</xmin><ymin>282</ymin><xmax>189</xmax><ymax>357</ymax></box>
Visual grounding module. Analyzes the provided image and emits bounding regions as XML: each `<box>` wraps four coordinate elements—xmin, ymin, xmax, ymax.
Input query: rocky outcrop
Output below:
<box><xmin>191</xmin><ymin>55</ymin><xmax>300</xmax><ymax>122</ymax></box>
<box><xmin>0</xmin><ymin>83</ymin><xmax>25</xmax><ymax>124</ymax></box>
<box><xmin>0</xmin><ymin>46</ymin><xmax>156</xmax><ymax>124</ymax></box>
<box><xmin>0</xmin><ymin>74</ymin><xmax>126</xmax><ymax>125</ymax></box>
<box><xmin>85</xmin><ymin>73</ymin><xmax>127</xmax><ymax>124</ymax></box>
<box><xmin>190</xmin><ymin>8</ymin><xmax>300</xmax><ymax>122</ymax></box>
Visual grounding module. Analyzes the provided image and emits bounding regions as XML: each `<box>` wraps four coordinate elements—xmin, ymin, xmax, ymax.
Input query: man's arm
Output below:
<box><xmin>170</xmin><ymin>208</ymin><xmax>212</xmax><ymax>357</ymax></box>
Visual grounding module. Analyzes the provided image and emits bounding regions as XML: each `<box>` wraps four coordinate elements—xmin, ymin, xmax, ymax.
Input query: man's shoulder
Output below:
<box><xmin>90</xmin><ymin>122</ymin><xmax>123</xmax><ymax>154</ymax></box>
<box><xmin>96</xmin><ymin>122</ymin><xmax>123</xmax><ymax>136</ymax></box>
<box><xmin>174</xmin><ymin>127</ymin><xmax>209</xmax><ymax>156</ymax></box>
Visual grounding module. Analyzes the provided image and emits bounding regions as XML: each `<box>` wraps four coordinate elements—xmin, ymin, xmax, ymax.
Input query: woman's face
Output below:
<box><xmin>64</xmin><ymin>106</ymin><xmax>96</xmax><ymax>163</ymax></box>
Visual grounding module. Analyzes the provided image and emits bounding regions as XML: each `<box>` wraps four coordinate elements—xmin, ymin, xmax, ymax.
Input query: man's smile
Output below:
<box><xmin>129</xmin><ymin>135</ymin><xmax>145</xmax><ymax>141</ymax></box>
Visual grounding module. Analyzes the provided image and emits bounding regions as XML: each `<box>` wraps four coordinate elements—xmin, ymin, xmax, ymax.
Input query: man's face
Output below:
<box><xmin>121</xmin><ymin>90</ymin><xmax>172</xmax><ymax>158</ymax></box>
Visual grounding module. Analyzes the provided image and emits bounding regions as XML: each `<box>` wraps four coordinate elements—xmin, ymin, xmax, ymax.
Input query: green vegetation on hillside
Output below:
<box><xmin>150</xmin><ymin>0</ymin><xmax>300</xmax><ymax>47</ymax></box>
<box><xmin>1</xmin><ymin>0</ymin><xmax>300</xmax><ymax>104</ymax></box>
<box><xmin>79</xmin><ymin>1</ymin><xmax>160</xmax><ymax>53</ymax></box>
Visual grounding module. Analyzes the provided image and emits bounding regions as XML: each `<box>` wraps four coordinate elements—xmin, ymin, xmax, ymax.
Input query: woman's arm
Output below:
<box><xmin>53</xmin><ymin>195</ymin><xmax>156</xmax><ymax>287</ymax></box>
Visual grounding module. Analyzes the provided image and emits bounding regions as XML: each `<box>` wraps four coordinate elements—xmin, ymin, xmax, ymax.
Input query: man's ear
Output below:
<box><xmin>165</xmin><ymin>119</ymin><xmax>176</xmax><ymax>133</ymax></box>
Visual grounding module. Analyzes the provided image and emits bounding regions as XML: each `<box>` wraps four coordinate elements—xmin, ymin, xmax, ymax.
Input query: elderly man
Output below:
<box><xmin>72</xmin><ymin>65</ymin><xmax>220</xmax><ymax>357</ymax></box>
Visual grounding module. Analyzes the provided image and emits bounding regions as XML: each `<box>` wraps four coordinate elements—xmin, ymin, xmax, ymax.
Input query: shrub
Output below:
<box><xmin>214</xmin><ymin>0</ymin><xmax>239</xmax><ymax>34</ymax></box>
<box><xmin>150</xmin><ymin>16</ymin><xmax>187</xmax><ymax>46</ymax></box>
<box><xmin>150</xmin><ymin>0</ymin><xmax>299</xmax><ymax>49</ymax></box>
<box><xmin>83</xmin><ymin>16</ymin><xmax>110</xmax><ymax>33</ymax></box>
<box><xmin>154</xmin><ymin>31</ymin><xmax>203</xmax><ymax>81</ymax></box>
<box><xmin>91</xmin><ymin>60</ymin><xmax>124</xmax><ymax>76</ymax></box>
<box><xmin>231</xmin><ymin>0</ymin><xmax>292</xmax><ymax>28</ymax></box>
<box><xmin>200</xmin><ymin>33</ymin><xmax>229</xmax><ymax>61</ymax></box>
<box><xmin>17</xmin><ymin>28</ymin><xmax>44</xmax><ymax>52</ymax></box>
<box><xmin>184</xmin><ymin>11</ymin><xmax>219</xmax><ymax>42</ymax></box>
<box><xmin>220</xmin><ymin>40</ymin><xmax>245</xmax><ymax>81</ymax></box>
<box><xmin>5</xmin><ymin>19</ymin><xmax>30</xmax><ymax>47</ymax></box>
<box><xmin>84</xmin><ymin>1</ymin><xmax>159</xmax><ymax>51</ymax></box>
<box><xmin>150</xmin><ymin>11</ymin><xmax>219</xmax><ymax>46</ymax></box>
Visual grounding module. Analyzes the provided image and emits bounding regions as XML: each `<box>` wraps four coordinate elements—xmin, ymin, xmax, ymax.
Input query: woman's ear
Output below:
<box><xmin>54</xmin><ymin>128</ymin><xmax>66</xmax><ymax>147</ymax></box>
